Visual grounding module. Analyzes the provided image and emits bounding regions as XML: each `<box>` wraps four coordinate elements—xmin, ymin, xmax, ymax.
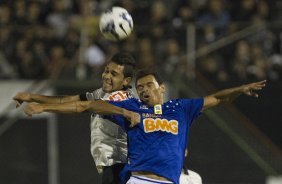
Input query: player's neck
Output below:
<box><xmin>147</xmin><ymin>98</ymin><xmax>164</xmax><ymax>107</ymax></box>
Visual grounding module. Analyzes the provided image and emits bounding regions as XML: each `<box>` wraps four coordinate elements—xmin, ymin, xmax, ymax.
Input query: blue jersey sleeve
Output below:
<box><xmin>181</xmin><ymin>98</ymin><xmax>204</xmax><ymax>125</ymax></box>
<box><xmin>103</xmin><ymin>99</ymin><xmax>132</xmax><ymax>131</ymax></box>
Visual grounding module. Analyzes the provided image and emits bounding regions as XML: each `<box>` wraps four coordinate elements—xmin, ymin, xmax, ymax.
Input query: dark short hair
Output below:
<box><xmin>135</xmin><ymin>68</ymin><xmax>164</xmax><ymax>85</ymax></box>
<box><xmin>110</xmin><ymin>52</ymin><xmax>136</xmax><ymax>78</ymax></box>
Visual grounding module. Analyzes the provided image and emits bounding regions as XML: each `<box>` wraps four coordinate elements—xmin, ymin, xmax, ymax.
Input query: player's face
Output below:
<box><xmin>102</xmin><ymin>62</ymin><xmax>131</xmax><ymax>93</ymax></box>
<box><xmin>136</xmin><ymin>75</ymin><xmax>165</xmax><ymax>106</ymax></box>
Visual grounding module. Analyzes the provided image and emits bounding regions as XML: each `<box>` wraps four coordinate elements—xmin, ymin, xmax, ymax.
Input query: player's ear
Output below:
<box><xmin>123</xmin><ymin>77</ymin><xmax>132</xmax><ymax>87</ymax></box>
<box><xmin>160</xmin><ymin>83</ymin><xmax>166</xmax><ymax>93</ymax></box>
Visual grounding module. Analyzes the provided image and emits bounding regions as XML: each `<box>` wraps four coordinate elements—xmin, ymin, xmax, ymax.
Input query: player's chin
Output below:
<box><xmin>141</xmin><ymin>98</ymin><xmax>149</xmax><ymax>103</ymax></box>
<box><xmin>102</xmin><ymin>85</ymin><xmax>113</xmax><ymax>93</ymax></box>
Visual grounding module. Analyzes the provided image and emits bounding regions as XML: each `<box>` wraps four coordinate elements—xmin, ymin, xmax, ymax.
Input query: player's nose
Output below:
<box><xmin>143</xmin><ymin>85</ymin><xmax>150</xmax><ymax>92</ymax></box>
<box><xmin>139</xmin><ymin>86</ymin><xmax>149</xmax><ymax>95</ymax></box>
<box><xmin>103</xmin><ymin>72</ymin><xmax>111</xmax><ymax>79</ymax></box>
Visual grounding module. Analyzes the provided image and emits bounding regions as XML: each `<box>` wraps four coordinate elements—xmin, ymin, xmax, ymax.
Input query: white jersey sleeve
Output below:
<box><xmin>85</xmin><ymin>88</ymin><xmax>104</xmax><ymax>100</ymax></box>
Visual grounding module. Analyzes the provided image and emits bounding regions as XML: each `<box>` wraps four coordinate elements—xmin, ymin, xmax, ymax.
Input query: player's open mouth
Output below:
<box><xmin>142</xmin><ymin>94</ymin><xmax>150</xmax><ymax>100</ymax></box>
<box><xmin>103</xmin><ymin>80</ymin><xmax>112</xmax><ymax>87</ymax></box>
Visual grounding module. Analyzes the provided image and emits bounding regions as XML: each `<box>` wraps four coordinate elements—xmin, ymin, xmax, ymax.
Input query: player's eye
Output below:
<box><xmin>137</xmin><ymin>86</ymin><xmax>143</xmax><ymax>91</ymax></box>
<box><xmin>111</xmin><ymin>72</ymin><xmax>118</xmax><ymax>76</ymax></box>
<box><xmin>148</xmin><ymin>83</ymin><xmax>154</xmax><ymax>88</ymax></box>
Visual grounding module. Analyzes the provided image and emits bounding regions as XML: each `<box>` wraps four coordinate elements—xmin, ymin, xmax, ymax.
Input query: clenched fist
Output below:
<box><xmin>24</xmin><ymin>103</ymin><xmax>44</xmax><ymax>117</ymax></box>
<box><xmin>13</xmin><ymin>92</ymin><xmax>31</xmax><ymax>108</ymax></box>
<box><xmin>122</xmin><ymin>109</ymin><xmax>141</xmax><ymax>127</ymax></box>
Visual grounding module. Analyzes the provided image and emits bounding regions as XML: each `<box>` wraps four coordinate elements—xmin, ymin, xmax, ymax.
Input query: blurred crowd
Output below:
<box><xmin>0</xmin><ymin>0</ymin><xmax>282</xmax><ymax>83</ymax></box>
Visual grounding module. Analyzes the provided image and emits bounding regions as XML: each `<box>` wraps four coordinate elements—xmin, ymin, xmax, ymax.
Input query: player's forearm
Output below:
<box><xmin>89</xmin><ymin>100</ymin><xmax>125</xmax><ymax>115</ymax></box>
<box><xmin>209</xmin><ymin>86</ymin><xmax>243</xmax><ymax>103</ymax></box>
<box><xmin>40</xmin><ymin>101</ymin><xmax>88</xmax><ymax>113</ymax></box>
<box><xmin>203</xmin><ymin>86</ymin><xmax>242</xmax><ymax>110</ymax></box>
<box><xmin>203</xmin><ymin>80</ymin><xmax>266</xmax><ymax>110</ymax></box>
<box><xmin>25</xmin><ymin>100</ymin><xmax>140</xmax><ymax>126</ymax></box>
<box><xmin>30</xmin><ymin>94</ymin><xmax>80</xmax><ymax>104</ymax></box>
<box><xmin>40</xmin><ymin>100</ymin><xmax>125</xmax><ymax>115</ymax></box>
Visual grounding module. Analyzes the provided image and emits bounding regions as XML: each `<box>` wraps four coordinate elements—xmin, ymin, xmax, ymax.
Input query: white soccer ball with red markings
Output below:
<box><xmin>99</xmin><ymin>7</ymin><xmax>133</xmax><ymax>41</ymax></box>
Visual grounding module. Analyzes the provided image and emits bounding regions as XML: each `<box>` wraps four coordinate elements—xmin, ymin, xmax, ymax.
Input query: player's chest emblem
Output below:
<box><xmin>143</xmin><ymin>118</ymin><xmax>178</xmax><ymax>135</ymax></box>
<box><xmin>154</xmin><ymin>104</ymin><xmax>162</xmax><ymax>114</ymax></box>
<box><xmin>107</xmin><ymin>91</ymin><xmax>128</xmax><ymax>101</ymax></box>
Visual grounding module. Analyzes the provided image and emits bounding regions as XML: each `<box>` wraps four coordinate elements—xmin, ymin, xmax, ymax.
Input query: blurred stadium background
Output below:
<box><xmin>0</xmin><ymin>0</ymin><xmax>282</xmax><ymax>184</ymax></box>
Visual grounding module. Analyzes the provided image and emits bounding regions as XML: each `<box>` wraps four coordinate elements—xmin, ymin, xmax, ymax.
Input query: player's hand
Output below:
<box><xmin>24</xmin><ymin>103</ymin><xmax>44</xmax><ymax>117</ymax></box>
<box><xmin>122</xmin><ymin>109</ymin><xmax>140</xmax><ymax>127</ymax></box>
<box><xmin>241</xmin><ymin>80</ymin><xmax>266</xmax><ymax>98</ymax></box>
<box><xmin>13</xmin><ymin>92</ymin><xmax>31</xmax><ymax>108</ymax></box>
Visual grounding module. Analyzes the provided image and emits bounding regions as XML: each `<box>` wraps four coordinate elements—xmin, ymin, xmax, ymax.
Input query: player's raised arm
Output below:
<box><xmin>203</xmin><ymin>80</ymin><xmax>267</xmax><ymax>111</ymax></box>
<box><xmin>24</xmin><ymin>100</ymin><xmax>140</xmax><ymax>127</ymax></box>
<box><xmin>13</xmin><ymin>92</ymin><xmax>80</xmax><ymax>107</ymax></box>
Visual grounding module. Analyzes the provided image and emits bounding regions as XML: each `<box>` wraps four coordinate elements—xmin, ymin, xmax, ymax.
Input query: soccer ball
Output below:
<box><xmin>99</xmin><ymin>7</ymin><xmax>133</xmax><ymax>41</ymax></box>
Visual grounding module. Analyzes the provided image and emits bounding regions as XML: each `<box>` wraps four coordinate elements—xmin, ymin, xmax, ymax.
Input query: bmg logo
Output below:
<box><xmin>143</xmin><ymin>118</ymin><xmax>178</xmax><ymax>135</ymax></box>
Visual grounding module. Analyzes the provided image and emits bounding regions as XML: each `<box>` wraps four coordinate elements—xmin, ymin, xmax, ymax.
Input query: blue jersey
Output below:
<box><xmin>106</xmin><ymin>98</ymin><xmax>203</xmax><ymax>184</ymax></box>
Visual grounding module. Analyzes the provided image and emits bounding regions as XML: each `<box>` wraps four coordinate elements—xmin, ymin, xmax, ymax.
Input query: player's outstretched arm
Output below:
<box><xmin>13</xmin><ymin>92</ymin><xmax>80</xmax><ymax>107</ymax></box>
<box><xmin>203</xmin><ymin>80</ymin><xmax>266</xmax><ymax>111</ymax></box>
<box><xmin>24</xmin><ymin>100</ymin><xmax>140</xmax><ymax>127</ymax></box>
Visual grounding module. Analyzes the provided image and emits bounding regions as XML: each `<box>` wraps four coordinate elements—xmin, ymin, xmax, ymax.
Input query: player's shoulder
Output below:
<box><xmin>121</xmin><ymin>98</ymin><xmax>140</xmax><ymax>108</ymax></box>
<box><xmin>89</xmin><ymin>88</ymin><xmax>102</xmax><ymax>93</ymax></box>
<box><xmin>165</xmin><ymin>98</ymin><xmax>203</xmax><ymax>111</ymax></box>
<box><xmin>109</xmin><ymin>97</ymin><xmax>139</xmax><ymax>110</ymax></box>
<box><xmin>166</xmin><ymin>98</ymin><xmax>188</xmax><ymax>106</ymax></box>
<box><xmin>85</xmin><ymin>88</ymin><xmax>104</xmax><ymax>100</ymax></box>
<box><xmin>122</xmin><ymin>97</ymin><xmax>139</xmax><ymax>103</ymax></box>
<box><xmin>125</xmin><ymin>88</ymin><xmax>137</xmax><ymax>98</ymax></box>
<box><xmin>107</xmin><ymin>90</ymin><xmax>133</xmax><ymax>101</ymax></box>
<box><xmin>173</xmin><ymin>98</ymin><xmax>203</xmax><ymax>104</ymax></box>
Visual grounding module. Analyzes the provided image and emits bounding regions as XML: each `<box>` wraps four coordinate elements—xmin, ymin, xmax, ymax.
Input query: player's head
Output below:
<box><xmin>135</xmin><ymin>68</ymin><xmax>165</xmax><ymax>106</ymax></box>
<box><xmin>102</xmin><ymin>52</ymin><xmax>136</xmax><ymax>92</ymax></box>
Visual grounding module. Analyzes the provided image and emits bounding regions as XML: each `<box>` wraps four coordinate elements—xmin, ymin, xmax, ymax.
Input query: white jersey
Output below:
<box><xmin>86</xmin><ymin>88</ymin><xmax>135</xmax><ymax>172</ymax></box>
<box><xmin>180</xmin><ymin>169</ymin><xmax>202</xmax><ymax>184</ymax></box>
